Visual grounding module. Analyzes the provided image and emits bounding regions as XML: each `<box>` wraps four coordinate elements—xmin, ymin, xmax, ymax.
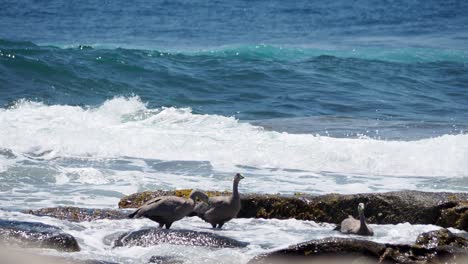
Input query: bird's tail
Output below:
<box><xmin>128</xmin><ymin>209</ymin><xmax>140</xmax><ymax>218</ymax></box>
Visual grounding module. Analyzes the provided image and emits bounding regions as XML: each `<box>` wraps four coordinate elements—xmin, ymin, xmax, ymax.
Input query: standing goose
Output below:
<box><xmin>336</xmin><ymin>203</ymin><xmax>374</xmax><ymax>236</ymax></box>
<box><xmin>128</xmin><ymin>190</ymin><xmax>209</xmax><ymax>229</ymax></box>
<box><xmin>197</xmin><ymin>173</ymin><xmax>244</xmax><ymax>229</ymax></box>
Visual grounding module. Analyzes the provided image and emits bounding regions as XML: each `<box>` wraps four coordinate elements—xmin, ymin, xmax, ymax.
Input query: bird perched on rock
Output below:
<box><xmin>128</xmin><ymin>190</ymin><xmax>209</xmax><ymax>229</ymax></box>
<box><xmin>195</xmin><ymin>173</ymin><xmax>244</xmax><ymax>229</ymax></box>
<box><xmin>335</xmin><ymin>203</ymin><xmax>374</xmax><ymax>236</ymax></box>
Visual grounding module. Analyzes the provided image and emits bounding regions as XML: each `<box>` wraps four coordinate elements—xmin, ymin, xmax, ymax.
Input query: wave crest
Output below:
<box><xmin>2</xmin><ymin>39</ymin><xmax>468</xmax><ymax>63</ymax></box>
<box><xmin>0</xmin><ymin>97</ymin><xmax>466</xmax><ymax>177</ymax></box>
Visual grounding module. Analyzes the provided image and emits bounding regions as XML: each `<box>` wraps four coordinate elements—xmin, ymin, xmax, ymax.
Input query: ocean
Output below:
<box><xmin>0</xmin><ymin>0</ymin><xmax>467</xmax><ymax>263</ymax></box>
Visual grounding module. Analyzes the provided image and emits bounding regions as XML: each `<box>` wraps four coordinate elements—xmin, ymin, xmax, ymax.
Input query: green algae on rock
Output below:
<box><xmin>436</xmin><ymin>201</ymin><xmax>468</xmax><ymax>231</ymax></box>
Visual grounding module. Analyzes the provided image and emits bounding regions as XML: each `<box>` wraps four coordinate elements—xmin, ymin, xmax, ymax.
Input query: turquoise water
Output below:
<box><xmin>1</xmin><ymin>0</ymin><xmax>468</xmax><ymax>131</ymax></box>
<box><xmin>1</xmin><ymin>40</ymin><xmax>468</xmax><ymax>133</ymax></box>
<box><xmin>1</xmin><ymin>0</ymin><xmax>467</xmax><ymax>201</ymax></box>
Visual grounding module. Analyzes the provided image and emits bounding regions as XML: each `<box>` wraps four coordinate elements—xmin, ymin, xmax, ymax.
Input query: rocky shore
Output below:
<box><xmin>1</xmin><ymin>190</ymin><xmax>466</xmax><ymax>263</ymax></box>
<box><xmin>118</xmin><ymin>190</ymin><xmax>468</xmax><ymax>231</ymax></box>
<box><xmin>248</xmin><ymin>228</ymin><xmax>468</xmax><ymax>264</ymax></box>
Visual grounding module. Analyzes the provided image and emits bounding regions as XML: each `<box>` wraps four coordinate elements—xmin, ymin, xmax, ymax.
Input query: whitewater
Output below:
<box><xmin>2</xmin><ymin>98</ymin><xmax>465</xmax><ymax>263</ymax></box>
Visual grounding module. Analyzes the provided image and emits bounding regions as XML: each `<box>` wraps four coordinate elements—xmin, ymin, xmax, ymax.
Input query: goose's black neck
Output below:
<box><xmin>232</xmin><ymin>180</ymin><xmax>240</xmax><ymax>198</ymax></box>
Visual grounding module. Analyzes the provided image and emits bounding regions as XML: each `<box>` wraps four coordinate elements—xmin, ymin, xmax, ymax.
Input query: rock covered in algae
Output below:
<box><xmin>416</xmin><ymin>228</ymin><xmax>468</xmax><ymax>252</ymax></box>
<box><xmin>118</xmin><ymin>189</ymin><xmax>230</xmax><ymax>209</ymax></box>
<box><xmin>118</xmin><ymin>190</ymin><xmax>468</xmax><ymax>230</ymax></box>
<box><xmin>435</xmin><ymin>200</ymin><xmax>468</xmax><ymax>231</ymax></box>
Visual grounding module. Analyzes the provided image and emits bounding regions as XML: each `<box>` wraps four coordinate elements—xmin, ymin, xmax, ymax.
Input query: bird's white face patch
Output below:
<box><xmin>358</xmin><ymin>203</ymin><xmax>365</xmax><ymax>211</ymax></box>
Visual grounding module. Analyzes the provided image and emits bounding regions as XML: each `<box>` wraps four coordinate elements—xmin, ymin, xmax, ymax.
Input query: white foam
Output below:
<box><xmin>0</xmin><ymin>97</ymin><xmax>467</xmax><ymax>177</ymax></box>
<box><xmin>0</xmin><ymin>210</ymin><xmax>460</xmax><ymax>264</ymax></box>
<box><xmin>0</xmin><ymin>156</ymin><xmax>15</xmax><ymax>173</ymax></box>
<box><xmin>57</xmin><ymin>167</ymin><xmax>108</xmax><ymax>185</ymax></box>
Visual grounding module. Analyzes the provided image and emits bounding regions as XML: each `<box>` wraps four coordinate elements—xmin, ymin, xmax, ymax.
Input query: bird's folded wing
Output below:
<box><xmin>207</xmin><ymin>196</ymin><xmax>228</xmax><ymax>208</ymax></box>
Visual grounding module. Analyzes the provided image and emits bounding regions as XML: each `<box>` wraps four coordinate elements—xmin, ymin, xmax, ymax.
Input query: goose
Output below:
<box><xmin>336</xmin><ymin>203</ymin><xmax>374</xmax><ymax>236</ymax></box>
<box><xmin>128</xmin><ymin>190</ymin><xmax>209</xmax><ymax>229</ymax></box>
<box><xmin>196</xmin><ymin>173</ymin><xmax>244</xmax><ymax>229</ymax></box>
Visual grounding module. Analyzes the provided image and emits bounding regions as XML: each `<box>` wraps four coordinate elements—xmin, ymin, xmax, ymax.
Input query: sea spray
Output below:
<box><xmin>0</xmin><ymin>97</ymin><xmax>466</xmax><ymax>177</ymax></box>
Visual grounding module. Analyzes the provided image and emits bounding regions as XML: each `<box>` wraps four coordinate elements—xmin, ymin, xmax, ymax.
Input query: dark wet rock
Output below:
<box><xmin>436</xmin><ymin>201</ymin><xmax>468</xmax><ymax>231</ymax></box>
<box><xmin>119</xmin><ymin>190</ymin><xmax>468</xmax><ymax>230</ymax></box>
<box><xmin>248</xmin><ymin>237</ymin><xmax>385</xmax><ymax>264</ymax></box>
<box><xmin>248</xmin><ymin>229</ymin><xmax>468</xmax><ymax>264</ymax></box>
<box><xmin>24</xmin><ymin>206</ymin><xmax>128</xmax><ymax>222</ymax></box>
<box><xmin>118</xmin><ymin>189</ymin><xmax>230</xmax><ymax>209</ymax></box>
<box><xmin>241</xmin><ymin>191</ymin><xmax>468</xmax><ymax>231</ymax></box>
<box><xmin>148</xmin><ymin>256</ymin><xmax>184</xmax><ymax>264</ymax></box>
<box><xmin>114</xmin><ymin>228</ymin><xmax>248</xmax><ymax>248</ymax></box>
<box><xmin>0</xmin><ymin>219</ymin><xmax>80</xmax><ymax>252</ymax></box>
<box><xmin>80</xmin><ymin>260</ymin><xmax>119</xmax><ymax>264</ymax></box>
<box><xmin>416</xmin><ymin>228</ymin><xmax>468</xmax><ymax>255</ymax></box>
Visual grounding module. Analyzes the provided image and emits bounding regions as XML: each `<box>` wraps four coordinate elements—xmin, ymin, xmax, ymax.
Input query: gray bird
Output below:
<box><xmin>196</xmin><ymin>173</ymin><xmax>244</xmax><ymax>229</ymax></box>
<box><xmin>128</xmin><ymin>190</ymin><xmax>209</xmax><ymax>229</ymax></box>
<box><xmin>335</xmin><ymin>203</ymin><xmax>374</xmax><ymax>236</ymax></box>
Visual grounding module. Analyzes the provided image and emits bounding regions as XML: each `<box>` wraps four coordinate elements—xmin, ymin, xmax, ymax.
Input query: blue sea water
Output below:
<box><xmin>1</xmin><ymin>0</ymin><xmax>468</xmax><ymax>134</ymax></box>
<box><xmin>0</xmin><ymin>1</ymin><xmax>467</xmax><ymax>262</ymax></box>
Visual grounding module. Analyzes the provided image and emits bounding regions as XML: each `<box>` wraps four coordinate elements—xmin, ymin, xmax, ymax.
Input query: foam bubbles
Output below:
<box><xmin>0</xmin><ymin>97</ymin><xmax>466</xmax><ymax>178</ymax></box>
<box><xmin>56</xmin><ymin>167</ymin><xmax>108</xmax><ymax>185</ymax></box>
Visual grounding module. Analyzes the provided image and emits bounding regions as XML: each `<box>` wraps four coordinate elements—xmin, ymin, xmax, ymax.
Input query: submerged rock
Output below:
<box><xmin>114</xmin><ymin>228</ymin><xmax>248</xmax><ymax>248</ymax></box>
<box><xmin>24</xmin><ymin>206</ymin><xmax>128</xmax><ymax>222</ymax></box>
<box><xmin>119</xmin><ymin>190</ymin><xmax>468</xmax><ymax>230</ymax></box>
<box><xmin>148</xmin><ymin>255</ymin><xmax>184</xmax><ymax>264</ymax></box>
<box><xmin>248</xmin><ymin>229</ymin><xmax>468</xmax><ymax>264</ymax></box>
<box><xmin>0</xmin><ymin>219</ymin><xmax>80</xmax><ymax>252</ymax></box>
